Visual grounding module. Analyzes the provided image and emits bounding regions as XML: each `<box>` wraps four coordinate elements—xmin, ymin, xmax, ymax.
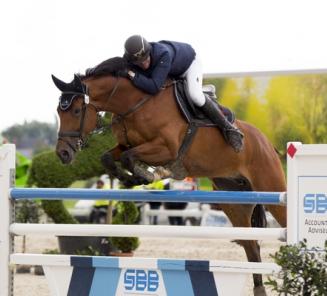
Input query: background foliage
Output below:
<box><xmin>3</xmin><ymin>121</ymin><xmax>57</xmax><ymax>154</ymax></box>
<box><xmin>206</xmin><ymin>74</ymin><xmax>327</xmax><ymax>154</ymax></box>
<box><xmin>27</xmin><ymin>129</ymin><xmax>116</xmax><ymax>223</ymax></box>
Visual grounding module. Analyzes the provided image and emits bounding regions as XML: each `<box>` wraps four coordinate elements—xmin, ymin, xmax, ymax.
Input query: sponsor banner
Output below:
<box><xmin>299</xmin><ymin>176</ymin><xmax>327</xmax><ymax>248</ymax></box>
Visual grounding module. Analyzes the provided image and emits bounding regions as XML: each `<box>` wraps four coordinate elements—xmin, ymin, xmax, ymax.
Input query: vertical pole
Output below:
<box><xmin>0</xmin><ymin>144</ymin><xmax>16</xmax><ymax>296</ymax></box>
<box><xmin>286</xmin><ymin>142</ymin><xmax>302</xmax><ymax>245</ymax></box>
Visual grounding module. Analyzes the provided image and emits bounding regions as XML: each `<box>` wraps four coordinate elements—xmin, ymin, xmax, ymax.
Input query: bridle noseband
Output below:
<box><xmin>58</xmin><ymin>76</ymin><xmax>153</xmax><ymax>151</ymax></box>
<box><xmin>58</xmin><ymin>95</ymin><xmax>100</xmax><ymax>152</ymax></box>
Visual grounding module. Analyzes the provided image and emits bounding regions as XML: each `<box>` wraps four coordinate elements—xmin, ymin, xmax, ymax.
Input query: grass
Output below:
<box><xmin>198</xmin><ymin>178</ymin><xmax>212</xmax><ymax>190</ymax></box>
<box><xmin>63</xmin><ymin>180</ymin><xmax>88</xmax><ymax>209</ymax></box>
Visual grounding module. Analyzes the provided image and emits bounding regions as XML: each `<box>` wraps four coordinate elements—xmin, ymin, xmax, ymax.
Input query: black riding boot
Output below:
<box><xmin>201</xmin><ymin>97</ymin><xmax>244</xmax><ymax>152</ymax></box>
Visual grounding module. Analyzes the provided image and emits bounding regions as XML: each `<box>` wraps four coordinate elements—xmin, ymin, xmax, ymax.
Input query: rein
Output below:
<box><xmin>58</xmin><ymin>102</ymin><xmax>99</xmax><ymax>152</ymax></box>
<box><xmin>58</xmin><ymin>77</ymin><xmax>153</xmax><ymax>150</ymax></box>
<box><xmin>107</xmin><ymin>81</ymin><xmax>178</xmax><ymax>146</ymax></box>
<box><xmin>110</xmin><ymin>94</ymin><xmax>152</xmax><ymax>147</ymax></box>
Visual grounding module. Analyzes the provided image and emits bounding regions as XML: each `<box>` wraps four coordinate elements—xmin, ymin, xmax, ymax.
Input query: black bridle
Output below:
<box><xmin>58</xmin><ymin>97</ymin><xmax>100</xmax><ymax>152</ymax></box>
<box><xmin>58</xmin><ymin>77</ymin><xmax>153</xmax><ymax>151</ymax></box>
<box><xmin>57</xmin><ymin>77</ymin><xmax>120</xmax><ymax>152</ymax></box>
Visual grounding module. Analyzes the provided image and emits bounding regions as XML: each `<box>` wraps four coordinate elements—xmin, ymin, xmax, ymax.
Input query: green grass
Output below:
<box><xmin>198</xmin><ymin>178</ymin><xmax>212</xmax><ymax>190</ymax></box>
<box><xmin>63</xmin><ymin>180</ymin><xmax>89</xmax><ymax>209</ymax></box>
<box><xmin>63</xmin><ymin>200</ymin><xmax>77</xmax><ymax>209</ymax></box>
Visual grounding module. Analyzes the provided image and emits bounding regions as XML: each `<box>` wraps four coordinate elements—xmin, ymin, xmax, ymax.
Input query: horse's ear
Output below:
<box><xmin>74</xmin><ymin>74</ymin><xmax>80</xmax><ymax>82</ymax></box>
<box><xmin>73</xmin><ymin>74</ymin><xmax>86</xmax><ymax>93</ymax></box>
<box><xmin>51</xmin><ymin>75</ymin><xmax>71</xmax><ymax>92</ymax></box>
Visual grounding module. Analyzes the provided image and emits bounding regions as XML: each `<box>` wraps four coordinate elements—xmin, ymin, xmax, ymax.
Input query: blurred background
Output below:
<box><xmin>3</xmin><ymin>0</ymin><xmax>327</xmax><ymax>235</ymax></box>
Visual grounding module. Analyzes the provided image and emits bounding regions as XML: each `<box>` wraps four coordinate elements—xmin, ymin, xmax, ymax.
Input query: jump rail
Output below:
<box><xmin>10</xmin><ymin>223</ymin><xmax>287</xmax><ymax>241</ymax></box>
<box><xmin>1</xmin><ymin>142</ymin><xmax>327</xmax><ymax>296</ymax></box>
<box><xmin>10</xmin><ymin>187</ymin><xmax>286</xmax><ymax>204</ymax></box>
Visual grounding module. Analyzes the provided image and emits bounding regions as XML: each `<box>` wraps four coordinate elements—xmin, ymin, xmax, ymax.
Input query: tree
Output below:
<box><xmin>2</xmin><ymin>120</ymin><xmax>57</xmax><ymax>153</ymax></box>
<box><xmin>219</xmin><ymin>78</ymin><xmax>242</xmax><ymax>112</ymax></box>
<box><xmin>203</xmin><ymin>77</ymin><xmax>227</xmax><ymax>99</ymax></box>
<box><xmin>265</xmin><ymin>74</ymin><xmax>327</xmax><ymax>151</ymax></box>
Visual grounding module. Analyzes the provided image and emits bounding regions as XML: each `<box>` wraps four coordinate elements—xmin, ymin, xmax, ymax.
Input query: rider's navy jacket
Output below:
<box><xmin>130</xmin><ymin>41</ymin><xmax>196</xmax><ymax>95</ymax></box>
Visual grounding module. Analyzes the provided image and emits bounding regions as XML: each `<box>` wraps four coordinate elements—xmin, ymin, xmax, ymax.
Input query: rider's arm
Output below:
<box><xmin>131</xmin><ymin>52</ymin><xmax>172</xmax><ymax>95</ymax></box>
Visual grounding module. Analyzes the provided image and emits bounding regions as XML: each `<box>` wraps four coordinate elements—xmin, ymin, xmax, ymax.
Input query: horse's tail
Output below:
<box><xmin>251</xmin><ymin>204</ymin><xmax>267</xmax><ymax>228</ymax></box>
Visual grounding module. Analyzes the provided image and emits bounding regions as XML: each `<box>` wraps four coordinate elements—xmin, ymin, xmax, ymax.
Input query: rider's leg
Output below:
<box><xmin>182</xmin><ymin>57</ymin><xmax>244</xmax><ymax>152</ymax></box>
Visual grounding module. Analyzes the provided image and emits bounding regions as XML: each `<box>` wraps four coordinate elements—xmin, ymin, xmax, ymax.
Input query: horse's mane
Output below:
<box><xmin>81</xmin><ymin>56</ymin><xmax>128</xmax><ymax>79</ymax></box>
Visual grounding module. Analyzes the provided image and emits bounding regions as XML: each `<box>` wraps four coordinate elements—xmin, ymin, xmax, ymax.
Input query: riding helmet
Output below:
<box><xmin>124</xmin><ymin>35</ymin><xmax>151</xmax><ymax>63</ymax></box>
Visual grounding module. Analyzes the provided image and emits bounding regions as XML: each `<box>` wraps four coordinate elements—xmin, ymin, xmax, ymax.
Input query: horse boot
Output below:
<box><xmin>201</xmin><ymin>97</ymin><xmax>244</xmax><ymax>152</ymax></box>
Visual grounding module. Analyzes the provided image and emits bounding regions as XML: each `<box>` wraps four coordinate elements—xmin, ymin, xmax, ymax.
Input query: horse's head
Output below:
<box><xmin>52</xmin><ymin>57</ymin><xmax>141</xmax><ymax>164</ymax></box>
<box><xmin>52</xmin><ymin>74</ymin><xmax>99</xmax><ymax>164</ymax></box>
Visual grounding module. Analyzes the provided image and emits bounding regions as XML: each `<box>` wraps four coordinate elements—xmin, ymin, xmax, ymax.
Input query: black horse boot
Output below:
<box><xmin>201</xmin><ymin>97</ymin><xmax>244</xmax><ymax>152</ymax></box>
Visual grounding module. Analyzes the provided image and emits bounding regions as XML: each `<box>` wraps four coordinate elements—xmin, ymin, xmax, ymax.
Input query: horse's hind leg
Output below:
<box><xmin>212</xmin><ymin>177</ymin><xmax>267</xmax><ymax>296</ymax></box>
<box><xmin>265</xmin><ymin>204</ymin><xmax>286</xmax><ymax>227</ymax></box>
<box><xmin>220</xmin><ymin>204</ymin><xmax>267</xmax><ymax>296</ymax></box>
<box><xmin>247</xmin><ymin>162</ymin><xmax>287</xmax><ymax>228</ymax></box>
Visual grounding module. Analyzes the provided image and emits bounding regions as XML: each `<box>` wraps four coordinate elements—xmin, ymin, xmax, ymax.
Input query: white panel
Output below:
<box><xmin>214</xmin><ymin>272</ymin><xmax>248</xmax><ymax>296</ymax></box>
<box><xmin>43</xmin><ymin>265</ymin><xmax>73</xmax><ymax>296</ymax></box>
<box><xmin>0</xmin><ymin>144</ymin><xmax>16</xmax><ymax>296</ymax></box>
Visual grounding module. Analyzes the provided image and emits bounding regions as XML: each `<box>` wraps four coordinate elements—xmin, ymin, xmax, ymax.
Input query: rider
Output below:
<box><xmin>123</xmin><ymin>35</ymin><xmax>244</xmax><ymax>152</ymax></box>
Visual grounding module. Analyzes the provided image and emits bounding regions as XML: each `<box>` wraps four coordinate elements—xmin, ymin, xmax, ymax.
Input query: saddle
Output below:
<box><xmin>173</xmin><ymin>80</ymin><xmax>235</xmax><ymax>126</ymax></box>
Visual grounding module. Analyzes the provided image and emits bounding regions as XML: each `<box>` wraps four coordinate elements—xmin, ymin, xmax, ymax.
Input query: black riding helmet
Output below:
<box><xmin>124</xmin><ymin>35</ymin><xmax>151</xmax><ymax>63</ymax></box>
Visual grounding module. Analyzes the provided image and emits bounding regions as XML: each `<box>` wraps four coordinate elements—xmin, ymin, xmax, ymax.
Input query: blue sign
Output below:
<box><xmin>303</xmin><ymin>193</ymin><xmax>327</xmax><ymax>213</ymax></box>
<box><xmin>124</xmin><ymin>269</ymin><xmax>159</xmax><ymax>292</ymax></box>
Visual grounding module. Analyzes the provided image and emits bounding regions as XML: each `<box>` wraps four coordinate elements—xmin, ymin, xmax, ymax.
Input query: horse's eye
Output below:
<box><xmin>73</xmin><ymin>108</ymin><xmax>81</xmax><ymax>116</ymax></box>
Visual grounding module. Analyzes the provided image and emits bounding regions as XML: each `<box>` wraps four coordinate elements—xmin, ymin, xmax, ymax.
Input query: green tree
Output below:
<box><xmin>219</xmin><ymin>78</ymin><xmax>242</xmax><ymax>111</ymax></box>
<box><xmin>234</xmin><ymin>77</ymin><xmax>255</xmax><ymax>120</ymax></box>
<box><xmin>2</xmin><ymin>120</ymin><xmax>57</xmax><ymax>153</ymax></box>
<box><xmin>218</xmin><ymin>77</ymin><xmax>258</xmax><ymax>121</ymax></box>
<box><xmin>265</xmin><ymin>74</ymin><xmax>327</xmax><ymax>151</ymax></box>
<box><xmin>245</xmin><ymin>91</ymin><xmax>272</xmax><ymax>140</ymax></box>
<box><xmin>203</xmin><ymin>77</ymin><xmax>227</xmax><ymax>98</ymax></box>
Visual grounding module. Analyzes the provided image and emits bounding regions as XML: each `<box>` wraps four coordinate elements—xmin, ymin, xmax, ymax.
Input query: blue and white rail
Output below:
<box><xmin>1</xmin><ymin>142</ymin><xmax>327</xmax><ymax>296</ymax></box>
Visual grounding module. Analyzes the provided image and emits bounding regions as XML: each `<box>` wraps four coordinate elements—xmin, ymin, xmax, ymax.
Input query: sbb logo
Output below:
<box><xmin>124</xmin><ymin>269</ymin><xmax>159</xmax><ymax>292</ymax></box>
<box><xmin>303</xmin><ymin>193</ymin><xmax>327</xmax><ymax>213</ymax></box>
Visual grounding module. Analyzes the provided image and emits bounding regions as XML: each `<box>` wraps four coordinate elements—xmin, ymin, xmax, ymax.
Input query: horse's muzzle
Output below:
<box><xmin>56</xmin><ymin>148</ymin><xmax>73</xmax><ymax>164</ymax></box>
<box><xmin>56</xmin><ymin>142</ymin><xmax>75</xmax><ymax>164</ymax></box>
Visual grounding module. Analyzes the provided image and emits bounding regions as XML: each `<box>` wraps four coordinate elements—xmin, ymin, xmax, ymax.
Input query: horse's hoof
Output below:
<box><xmin>134</xmin><ymin>166</ymin><xmax>154</xmax><ymax>183</ymax></box>
<box><xmin>136</xmin><ymin>177</ymin><xmax>150</xmax><ymax>185</ymax></box>
<box><xmin>122</xmin><ymin>181</ymin><xmax>134</xmax><ymax>189</ymax></box>
<box><xmin>253</xmin><ymin>286</ymin><xmax>267</xmax><ymax>296</ymax></box>
<box><xmin>121</xmin><ymin>177</ymin><xmax>136</xmax><ymax>188</ymax></box>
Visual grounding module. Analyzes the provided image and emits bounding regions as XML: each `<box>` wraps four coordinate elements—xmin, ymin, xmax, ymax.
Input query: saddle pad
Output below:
<box><xmin>173</xmin><ymin>80</ymin><xmax>235</xmax><ymax>126</ymax></box>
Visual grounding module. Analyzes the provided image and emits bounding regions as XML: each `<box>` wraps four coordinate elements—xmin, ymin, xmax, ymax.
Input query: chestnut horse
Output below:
<box><xmin>53</xmin><ymin>57</ymin><xmax>286</xmax><ymax>296</ymax></box>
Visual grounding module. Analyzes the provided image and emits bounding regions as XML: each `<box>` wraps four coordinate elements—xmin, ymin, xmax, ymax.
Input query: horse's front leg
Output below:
<box><xmin>120</xmin><ymin>141</ymin><xmax>176</xmax><ymax>185</ymax></box>
<box><xmin>120</xmin><ymin>153</ymin><xmax>155</xmax><ymax>186</ymax></box>
<box><xmin>101</xmin><ymin>144</ymin><xmax>136</xmax><ymax>186</ymax></box>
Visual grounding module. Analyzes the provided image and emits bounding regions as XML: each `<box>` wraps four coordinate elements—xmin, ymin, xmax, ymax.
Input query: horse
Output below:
<box><xmin>53</xmin><ymin>57</ymin><xmax>286</xmax><ymax>296</ymax></box>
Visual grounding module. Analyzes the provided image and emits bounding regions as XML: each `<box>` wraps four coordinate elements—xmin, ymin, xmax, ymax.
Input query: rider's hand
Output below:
<box><xmin>128</xmin><ymin>70</ymin><xmax>135</xmax><ymax>80</ymax></box>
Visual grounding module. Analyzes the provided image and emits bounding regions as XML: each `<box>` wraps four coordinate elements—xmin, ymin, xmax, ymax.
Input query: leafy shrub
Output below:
<box><xmin>110</xmin><ymin>202</ymin><xmax>140</xmax><ymax>253</ymax></box>
<box><xmin>27</xmin><ymin>129</ymin><xmax>116</xmax><ymax>224</ymax></box>
<box><xmin>266</xmin><ymin>240</ymin><xmax>327</xmax><ymax>296</ymax></box>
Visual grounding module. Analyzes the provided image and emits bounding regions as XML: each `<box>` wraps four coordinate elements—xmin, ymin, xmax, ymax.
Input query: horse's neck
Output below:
<box><xmin>88</xmin><ymin>76</ymin><xmax>143</xmax><ymax>114</ymax></box>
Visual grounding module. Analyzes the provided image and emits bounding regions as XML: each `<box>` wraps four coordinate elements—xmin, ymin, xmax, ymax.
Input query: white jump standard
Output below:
<box><xmin>1</xmin><ymin>142</ymin><xmax>326</xmax><ymax>296</ymax></box>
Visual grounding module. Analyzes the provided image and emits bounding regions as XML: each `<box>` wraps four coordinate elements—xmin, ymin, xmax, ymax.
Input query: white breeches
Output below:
<box><xmin>181</xmin><ymin>56</ymin><xmax>206</xmax><ymax>107</ymax></box>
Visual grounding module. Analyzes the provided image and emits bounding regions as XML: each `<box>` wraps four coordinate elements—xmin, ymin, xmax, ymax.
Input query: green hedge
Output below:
<box><xmin>27</xmin><ymin>129</ymin><xmax>116</xmax><ymax>223</ymax></box>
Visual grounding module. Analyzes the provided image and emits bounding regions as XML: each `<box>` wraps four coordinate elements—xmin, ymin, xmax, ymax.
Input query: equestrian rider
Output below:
<box><xmin>123</xmin><ymin>35</ymin><xmax>244</xmax><ymax>152</ymax></box>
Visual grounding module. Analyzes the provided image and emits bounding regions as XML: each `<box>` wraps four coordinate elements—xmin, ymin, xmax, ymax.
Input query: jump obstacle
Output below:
<box><xmin>1</xmin><ymin>142</ymin><xmax>326</xmax><ymax>296</ymax></box>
